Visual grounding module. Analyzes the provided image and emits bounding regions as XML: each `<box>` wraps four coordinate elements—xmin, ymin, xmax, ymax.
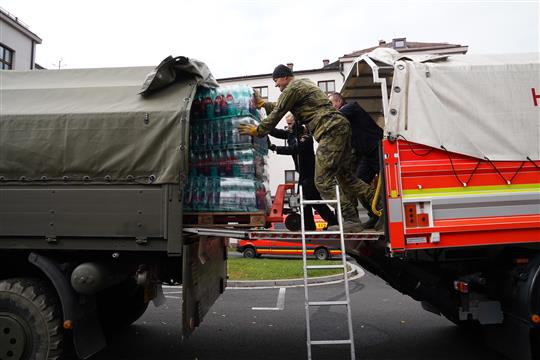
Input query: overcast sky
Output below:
<box><xmin>1</xmin><ymin>0</ymin><xmax>539</xmax><ymax>78</ymax></box>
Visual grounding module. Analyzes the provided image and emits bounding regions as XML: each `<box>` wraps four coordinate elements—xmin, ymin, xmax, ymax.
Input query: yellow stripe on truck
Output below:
<box><xmin>403</xmin><ymin>183</ymin><xmax>540</xmax><ymax>199</ymax></box>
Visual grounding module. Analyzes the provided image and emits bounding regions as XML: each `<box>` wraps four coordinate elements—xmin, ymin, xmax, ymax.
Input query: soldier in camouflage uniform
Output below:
<box><xmin>239</xmin><ymin>64</ymin><xmax>377</xmax><ymax>232</ymax></box>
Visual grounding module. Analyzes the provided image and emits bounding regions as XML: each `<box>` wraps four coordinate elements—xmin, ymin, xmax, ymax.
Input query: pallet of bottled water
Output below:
<box><xmin>184</xmin><ymin>85</ymin><xmax>271</xmax><ymax>214</ymax></box>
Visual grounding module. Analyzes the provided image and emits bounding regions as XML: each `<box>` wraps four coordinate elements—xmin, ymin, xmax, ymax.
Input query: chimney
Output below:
<box><xmin>322</xmin><ymin>59</ymin><xmax>329</xmax><ymax>67</ymax></box>
<box><xmin>286</xmin><ymin>63</ymin><xmax>294</xmax><ymax>70</ymax></box>
<box><xmin>379</xmin><ymin>39</ymin><xmax>386</xmax><ymax>46</ymax></box>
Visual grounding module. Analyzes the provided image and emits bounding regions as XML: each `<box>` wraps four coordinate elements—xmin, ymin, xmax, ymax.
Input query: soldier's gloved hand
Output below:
<box><xmin>253</xmin><ymin>89</ymin><xmax>265</xmax><ymax>109</ymax></box>
<box><xmin>238</xmin><ymin>124</ymin><xmax>258</xmax><ymax>137</ymax></box>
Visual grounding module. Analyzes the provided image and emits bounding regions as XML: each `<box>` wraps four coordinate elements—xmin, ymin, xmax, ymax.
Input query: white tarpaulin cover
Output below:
<box><xmin>379</xmin><ymin>50</ymin><xmax>540</xmax><ymax>161</ymax></box>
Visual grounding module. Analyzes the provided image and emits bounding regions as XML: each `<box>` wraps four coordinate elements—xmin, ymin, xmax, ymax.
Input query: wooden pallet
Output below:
<box><xmin>183</xmin><ymin>211</ymin><xmax>266</xmax><ymax>228</ymax></box>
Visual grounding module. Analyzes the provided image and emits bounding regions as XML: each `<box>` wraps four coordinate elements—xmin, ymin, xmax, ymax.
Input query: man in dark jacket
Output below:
<box><xmin>269</xmin><ymin>113</ymin><xmax>338</xmax><ymax>230</ymax></box>
<box><xmin>329</xmin><ymin>92</ymin><xmax>383</xmax><ymax>228</ymax></box>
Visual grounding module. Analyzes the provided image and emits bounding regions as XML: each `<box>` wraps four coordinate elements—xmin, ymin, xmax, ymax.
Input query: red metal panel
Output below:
<box><xmin>404</xmin><ymin>204</ymin><xmax>417</xmax><ymax>227</ymax></box>
<box><xmin>393</xmin><ymin>139</ymin><xmax>540</xmax><ymax>252</ymax></box>
<box><xmin>266</xmin><ymin>183</ymin><xmax>295</xmax><ymax>223</ymax></box>
<box><xmin>383</xmin><ymin>140</ymin><xmax>406</xmax><ymax>252</ymax></box>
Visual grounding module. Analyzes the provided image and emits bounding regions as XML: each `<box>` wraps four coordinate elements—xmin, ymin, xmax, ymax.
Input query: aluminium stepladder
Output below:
<box><xmin>299</xmin><ymin>184</ymin><xmax>356</xmax><ymax>360</ymax></box>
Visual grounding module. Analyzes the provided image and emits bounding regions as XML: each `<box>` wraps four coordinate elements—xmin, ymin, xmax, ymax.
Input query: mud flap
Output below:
<box><xmin>182</xmin><ymin>236</ymin><xmax>227</xmax><ymax>338</ymax></box>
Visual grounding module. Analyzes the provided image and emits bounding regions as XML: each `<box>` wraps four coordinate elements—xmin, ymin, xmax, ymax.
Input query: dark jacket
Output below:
<box><xmin>340</xmin><ymin>101</ymin><xmax>383</xmax><ymax>155</ymax></box>
<box><xmin>269</xmin><ymin>124</ymin><xmax>315</xmax><ymax>182</ymax></box>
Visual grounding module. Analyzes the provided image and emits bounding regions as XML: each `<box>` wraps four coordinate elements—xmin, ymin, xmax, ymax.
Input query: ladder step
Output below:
<box><xmin>302</xmin><ymin>199</ymin><xmax>338</xmax><ymax>205</ymax></box>
<box><xmin>308</xmin><ymin>300</ymin><xmax>349</xmax><ymax>306</ymax></box>
<box><xmin>306</xmin><ymin>265</ymin><xmax>345</xmax><ymax>270</ymax></box>
<box><xmin>310</xmin><ymin>339</ymin><xmax>352</xmax><ymax>346</ymax></box>
<box><xmin>304</xmin><ymin>231</ymin><xmax>341</xmax><ymax>235</ymax></box>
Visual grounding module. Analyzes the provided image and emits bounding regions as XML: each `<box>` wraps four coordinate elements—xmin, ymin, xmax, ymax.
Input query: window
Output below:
<box><xmin>284</xmin><ymin>170</ymin><xmax>297</xmax><ymax>184</ymax></box>
<box><xmin>318</xmin><ymin>80</ymin><xmax>335</xmax><ymax>95</ymax></box>
<box><xmin>393</xmin><ymin>38</ymin><xmax>407</xmax><ymax>49</ymax></box>
<box><xmin>253</xmin><ymin>86</ymin><xmax>269</xmax><ymax>99</ymax></box>
<box><xmin>0</xmin><ymin>44</ymin><xmax>14</xmax><ymax>70</ymax></box>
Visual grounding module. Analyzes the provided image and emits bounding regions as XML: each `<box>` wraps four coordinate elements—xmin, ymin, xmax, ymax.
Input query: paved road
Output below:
<box><xmin>89</xmin><ymin>273</ymin><xmax>506</xmax><ymax>360</ymax></box>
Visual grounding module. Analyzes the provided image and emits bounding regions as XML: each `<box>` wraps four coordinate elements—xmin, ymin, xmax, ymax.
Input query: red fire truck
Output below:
<box><xmin>340</xmin><ymin>49</ymin><xmax>540</xmax><ymax>360</ymax></box>
<box><xmin>236</xmin><ymin>215</ymin><xmax>341</xmax><ymax>259</ymax></box>
<box><xmin>190</xmin><ymin>50</ymin><xmax>540</xmax><ymax>360</ymax></box>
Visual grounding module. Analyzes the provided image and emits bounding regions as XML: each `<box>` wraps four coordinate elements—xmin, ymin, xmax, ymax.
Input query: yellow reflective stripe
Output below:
<box><xmin>271</xmin><ymin>249</ymin><xmax>313</xmax><ymax>252</ymax></box>
<box><xmin>403</xmin><ymin>183</ymin><xmax>540</xmax><ymax>199</ymax></box>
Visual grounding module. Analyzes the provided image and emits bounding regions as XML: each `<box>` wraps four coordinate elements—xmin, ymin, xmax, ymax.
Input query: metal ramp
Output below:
<box><xmin>299</xmin><ymin>184</ymin><xmax>356</xmax><ymax>360</ymax></box>
<box><xmin>182</xmin><ymin>228</ymin><xmax>382</xmax><ymax>241</ymax></box>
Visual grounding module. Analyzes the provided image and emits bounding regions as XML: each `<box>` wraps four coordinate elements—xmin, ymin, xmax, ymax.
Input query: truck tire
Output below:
<box><xmin>0</xmin><ymin>278</ymin><xmax>64</xmax><ymax>360</ymax></box>
<box><xmin>242</xmin><ymin>247</ymin><xmax>257</xmax><ymax>259</ymax></box>
<box><xmin>315</xmin><ymin>248</ymin><xmax>330</xmax><ymax>261</ymax></box>
<box><xmin>97</xmin><ymin>280</ymin><xmax>148</xmax><ymax>331</ymax></box>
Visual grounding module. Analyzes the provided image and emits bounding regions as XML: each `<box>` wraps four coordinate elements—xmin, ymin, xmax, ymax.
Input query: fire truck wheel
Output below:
<box><xmin>0</xmin><ymin>278</ymin><xmax>64</xmax><ymax>360</ymax></box>
<box><xmin>243</xmin><ymin>247</ymin><xmax>257</xmax><ymax>259</ymax></box>
<box><xmin>285</xmin><ymin>213</ymin><xmax>302</xmax><ymax>231</ymax></box>
<box><xmin>315</xmin><ymin>248</ymin><xmax>330</xmax><ymax>261</ymax></box>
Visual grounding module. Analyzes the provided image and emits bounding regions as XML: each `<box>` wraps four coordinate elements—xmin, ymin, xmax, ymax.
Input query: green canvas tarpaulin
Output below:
<box><xmin>0</xmin><ymin>56</ymin><xmax>218</xmax><ymax>184</ymax></box>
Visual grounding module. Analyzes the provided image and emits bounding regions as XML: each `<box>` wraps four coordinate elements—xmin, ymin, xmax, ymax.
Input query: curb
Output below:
<box><xmin>227</xmin><ymin>261</ymin><xmax>360</xmax><ymax>288</ymax></box>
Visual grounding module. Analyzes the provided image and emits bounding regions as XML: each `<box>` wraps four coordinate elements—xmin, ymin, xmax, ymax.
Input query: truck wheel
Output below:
<box><xmin>0</xmin><ymin>278</ymin><xmax>64</xmax><ymax>360</ymax></box>
<box><xmin>97</xmin><ymin>280</ymin><xmax>148</xmax><ymax>331</ymax></box>
<box><xmin>243</xmin><ymin>247</ymin><xmax>257</xmax><ymax>259</ymax></box>
<box><xmin>315</xmin><ymin>248</ymin><xmax>330</xmax><ymax>261</ymax></box>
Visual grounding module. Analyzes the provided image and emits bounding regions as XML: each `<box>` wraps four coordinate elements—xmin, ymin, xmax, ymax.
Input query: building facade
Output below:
<box><xmin>217</xmin><ymin>38</ymin><xmax>468</xmax><ymax>193</ymax></box>
<box><xmin>0</xmin><ymin>7</ymin><xmax>41</xmax><ymax>70</ymax></box>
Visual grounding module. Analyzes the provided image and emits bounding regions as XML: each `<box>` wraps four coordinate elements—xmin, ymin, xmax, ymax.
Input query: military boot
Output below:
<box><xmin>362</xmin><ymin>215</ymin><xmax>378</xmax><ymax>229</ymax></box>
<box><xmin>374</xmin><ymin>214</ymin><xmax>385</xmax><ymax>231</ymax></box>
<box><xmin>327</xmin><ymin>220</ymin><xmax>364</xmax><ymax>233</ymax></box>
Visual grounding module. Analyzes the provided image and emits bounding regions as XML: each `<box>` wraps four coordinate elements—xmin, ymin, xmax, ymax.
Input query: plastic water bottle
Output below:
<box><xmin>203</xmin><ymin>90</ymin><xmax>214</xmax><ymax>120</ymax></box>
<box><xmin>191</xmin><ymin>95</ymin><xmax>201</xmax><ymax>120</ymax></box>
<box><xmin>217</xmin><ymin>150</ymin><xmax>227</xmax><ymax>177</ymax></box>
<box><xmin>219</xmin><ymin>90</ymin><xmax>228</xmax><ymax>117</ymax></box>
<box><xmin>210</xmin><ymin>150</ymin><xmax>220</xmax><ymax>177</ymax></box>
<box><xmin>206</xmin><ymin>177</ymin><xmax>215</xmax><ymax>211</ymax></box>
<box><xmin>224</xmin><ymin>149</ymin><xmax>234</xmax><ymax>176</ymax></box>
<box><xmin>189</xmin><ymin>123</ymin><xmax>198</xmax><ymax>151</ymax></box>
<box><xmin>196</xmin><ymin>122</ymin><xmax>207</xmax><ymax>151</ymax></box>
<box><xmin>256</xmin><ymin>181</ymin><xmax>269</xmax><ymax>211</ymax></box>
<box><xmin>218</xmin><ymin>178</ymin><xmax>231</xmax><ymax>211</ymax></box>
<box><xmin>226</xmin><ymin>86</ymin><xmax>237</xmax><ymax>116</ymax></box>
<box><xmin>237</xmin><ymin>86</ymin><xmax>249</xmax><ymax>115</ymax></box>
<box><xmin>212</xmin><ymin>177</ymin><xmax>221</xmax><ymax>211</ymax></box>
<box><xmin>214</xmin><ymin>88</ymin><xmax>223</xmax><ymax>118</ymax></box>
<box><xmin>199</xmin><ymin>152</ymin><xmax>208</xmax><ymax>176</ymax></box>
<box><xmin>189</xmin><ymin>151</ymin><xmax>198</xmax><ymax>176</ymax></box>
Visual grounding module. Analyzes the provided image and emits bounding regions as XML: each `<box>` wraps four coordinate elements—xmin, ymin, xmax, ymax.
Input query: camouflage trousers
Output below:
<box><xmin>314</xmin><ymin>121</ymin><xmax>375</xmax><ymax>222</ymax></box>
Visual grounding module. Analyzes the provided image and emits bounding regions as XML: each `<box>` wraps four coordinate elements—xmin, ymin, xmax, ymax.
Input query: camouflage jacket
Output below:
<box><xmin>256</xmin><ymin>78</ymin><xmax>347</xmax><ymax>141</ymax></box>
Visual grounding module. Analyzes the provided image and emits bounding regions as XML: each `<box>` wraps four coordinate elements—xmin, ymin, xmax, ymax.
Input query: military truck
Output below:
<box><xmin>0</xmin><ymin>57</ymin><xmax>228</xmax><ymax>359</ymax></box>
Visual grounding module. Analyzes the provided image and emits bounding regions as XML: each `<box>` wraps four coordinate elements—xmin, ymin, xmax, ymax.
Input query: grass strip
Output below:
<box><xmin>228</xmin><ymin>258</ymin><xmax>348</xmax><ymax>280</ymax></box>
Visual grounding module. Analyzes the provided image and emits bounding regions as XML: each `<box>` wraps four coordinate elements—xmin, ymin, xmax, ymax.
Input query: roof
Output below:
<box><xmin>0</xmin><ymin>7</ymin><xmax>42</xmax><ymax>43</ymax></box>
<box><xmin>218</xmin><ymin>62</ymin><xmax>340</xmax><ymax>83</ymax></box>
<box><xmin>340</xmin><ymin>40</ymin><xmax>468</xmax><ymax>61</ymax></box>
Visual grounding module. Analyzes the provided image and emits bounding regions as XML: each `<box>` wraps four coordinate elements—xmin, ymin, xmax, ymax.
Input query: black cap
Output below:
<box><xmin>272</xmin><ymin>64</ymin><xmax>293</xmax><ymax>79</ymax></box>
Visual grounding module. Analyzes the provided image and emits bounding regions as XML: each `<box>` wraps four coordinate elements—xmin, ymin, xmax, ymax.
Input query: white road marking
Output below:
<box><xmin>252</xmin><ymin>287</ymin><xmax>286</xmax><ymax>311</ymax></box>
<box><xmin>165</xmin><ymin>295</ymin><xmax>181</xmax><ymax>299</ymax></box>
